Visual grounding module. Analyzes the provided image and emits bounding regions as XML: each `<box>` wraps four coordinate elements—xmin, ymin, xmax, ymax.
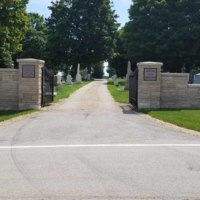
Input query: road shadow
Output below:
<box><xmin>120</xmin><ymin>104</ymin><xmax>139</xmax><ymax>115</ymax></box>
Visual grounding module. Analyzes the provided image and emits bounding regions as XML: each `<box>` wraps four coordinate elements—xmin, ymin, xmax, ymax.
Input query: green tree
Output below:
<box><xmin>108</xmin><ymin>28</ymin><xmax>128</xmax><ymax>77</ymax></box>
<box><xmin>47</xmin><ymin>0</ymin><xmax>119</xmax><ymax>73</ymax></box>
<box><xmin>106</xmin><ymin>66</ymin><xmax>116</xmax><ymax>77</ymax></box>
<box><xmin>123</xmin><ymin>0</ymin><xmax>200</xmax><ymax>72</ymax></box>
<box><xmin>20</xmin><ymin>13</ymin><xmax>48</xmax><ymax>60</ymax></box>
<box><xmin>0</xmin><ymin>0</ymin><xmax>29</xmax><ymax>68</ymax></box>
<box><xmin>92</xmin><ymin>63</ymin><xmax>104</xmax><ymax>78</ymax></box>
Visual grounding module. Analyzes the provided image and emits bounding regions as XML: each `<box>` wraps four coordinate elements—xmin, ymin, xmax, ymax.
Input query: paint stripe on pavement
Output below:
<box><xmin>0</xmin><ymin>144</ymin><xmax>200</xmax><ymax>149</ymax></box>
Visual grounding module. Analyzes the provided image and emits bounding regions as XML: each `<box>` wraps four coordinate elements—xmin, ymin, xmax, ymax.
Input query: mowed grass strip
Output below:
<box><xmin>0</xmin><ymin>110</ymin><xmax>38</xmax><ymax>122</ymax></box>
<box><xmin>145</xmin><ymin>109</ymin><xmax>200</xmax><ymax>132</ymax></box>
<box><xmin>54</xmin><ymin>81</ymin><xmax>91</xmax><ymax>103</ymax></box>
<box><xmin>107</xmin><ymin>79</ymin><xmax>129</xmax><ymax>104</ymax></box>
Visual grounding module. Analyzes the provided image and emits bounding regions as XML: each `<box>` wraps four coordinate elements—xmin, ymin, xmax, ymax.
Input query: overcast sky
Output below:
<box><xmin>27</xmin><ymin>0</ymin><xmax>132</xmax><ymax>26</ymax></box>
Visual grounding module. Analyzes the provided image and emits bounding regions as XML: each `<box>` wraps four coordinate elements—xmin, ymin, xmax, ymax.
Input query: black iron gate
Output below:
<box><xmin>41</xmin><ymin>67</ymin><xmax>54</xmax><ymax>106</ymax></box>
<box><xmin>129</xmin><ymin>68</ymin><xmax>138</xmax><ymax>108</ymax></box>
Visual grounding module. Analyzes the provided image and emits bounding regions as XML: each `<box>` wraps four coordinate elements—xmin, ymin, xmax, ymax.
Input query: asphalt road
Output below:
<box><xmin>0</xmin><ymin>80</ymin><xmax>200</xmax><ymax>200</ymax></box>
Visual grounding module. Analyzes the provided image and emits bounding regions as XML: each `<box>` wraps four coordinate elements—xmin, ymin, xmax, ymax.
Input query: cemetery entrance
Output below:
<box><xmin>129</xmin><ymin>68</ymin><xmax>138</xmax><ymax>108</ymax></box>
<box><xmin>41</xmin><ymin>67</ymin><xmax>54</xmax><ymax>106</ymax></box>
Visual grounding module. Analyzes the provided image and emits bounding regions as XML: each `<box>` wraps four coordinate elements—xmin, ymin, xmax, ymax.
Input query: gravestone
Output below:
<box><xmin>76</xmin><ymin>63</ymin><xmax>82</xmax><ymax>83</ymax></box>
<box><xmin>87</xmin><ymin>73</ymin><xmax>91</xmax><ymax>81</ymax></box>
<box><xmin>111</xmin><ymin>75</ymin><xmax>115</xmax><ymax>83</ymax></box>
<box><xmin>124</xmin><ymin>61</ymin><xmax>132</xmax><ymax>90</ymax></box>
<box><xmin>194</xmin><ymin>73</ymin><xmax>200</xmax><ymax>84</ymax></box>
<box><xmin>181</xmin><ymin>65</ymin><xmax>186</xmax><ymax>73</ymax></box>
<box><xmin>83</xmin><ymin>68</ymin><xmax>88</xmax><ymax>80</ymax></box>
<box><xmin>112</xmin><ymin>74</ymin><xmax>119</xmax><ymax>86</ymax></box>
<box><xmin>55</xmin><ymin>72</ymin><xmax>62</xmax><ymax>92</ymax></box>
<box><xmin>56</xmin><ymin>74</ymin><xmax>62</xmax><ymax>85</ymax></box>
<box><xmin>66</xmin><ymin>74</ymin><xmax>73</xmax><ymax>85</ymax></box>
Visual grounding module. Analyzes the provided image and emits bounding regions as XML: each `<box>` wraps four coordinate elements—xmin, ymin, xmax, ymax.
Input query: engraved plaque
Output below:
<box><xmin>22</xmin><ymin>65</ymin><xmax>35</xmax><ymax>78</ymax></box>
<box><xmin>144</xmin><ymin>68</ymin><xmax>157</xmax><ymax>81</ymax></box>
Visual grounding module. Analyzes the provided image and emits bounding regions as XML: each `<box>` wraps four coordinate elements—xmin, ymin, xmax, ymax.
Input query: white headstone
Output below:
<box><xmin>112</xmin><ymin>74</ymin><xmax>118</xmax><ymax>86</ymax></box>
<box><xmin>87</xmin><ymin>73</ymin><xmax>91</xmax><ymax>81</ymax></box>
<box><xmin>66</xmin><ymin>74</ymin><xmax>73</xmax><ymax>85</ymax></box>
<box><xmin>83</xmin><ymin>68</ymin><xmax>88</xmax><ymax>80</ymax></box>
<box><xmin>194</xmin><ymin>73</ymin><xmax>200</xmax><ymax>84</ymax></box>
<box><xmin>56</xmin><ymin>74</ymin><xmax>62</xmax><ymax>85</ymax></box>
<box><xmin>111</xmin><ymin>75</ymin><xmax>115</xmax><ymax>83</ymax></box>
<box><xmin>124</xmin><ymin>61</ymin><xmax>132</xmax><ymax>90</ymax></box>
<box><xmin>76</xmin><ymin>63</ymin><xmax>82</xmax><ymax>83</ymax></box>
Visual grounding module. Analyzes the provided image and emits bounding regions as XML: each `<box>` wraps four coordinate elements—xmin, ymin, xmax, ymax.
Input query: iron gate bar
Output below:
<box><xmin>41</xmin><ymin>67</ymin><xmax>54</xmax><ymax>106</ymax></box>
<box><xmin>129</xmin><ymin>68</ymin><xmax>138</xmax><ymax>108</ymax></box>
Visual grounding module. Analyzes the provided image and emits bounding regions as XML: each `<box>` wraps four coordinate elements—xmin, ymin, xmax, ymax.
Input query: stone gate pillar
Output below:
<box><xmin>17</xmin><ymin>58</ymin><xmax>45</xmax><ymax>110</ymax></box>
<box><xmin>137</xmin><ymin>61</ymin><xmax>163</xmax><ymax>110</ymax></box>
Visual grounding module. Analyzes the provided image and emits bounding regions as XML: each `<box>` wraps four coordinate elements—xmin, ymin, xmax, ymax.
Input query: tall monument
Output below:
<box><xmin>66</xmin><ymin>65</ymin><xmax>73</xmax><ymax>85</ymax></box>
<box><xmin>124</xmin><ymin>61</ymin><xmax>132</xmax><ymax>90</ymax></box>
<box><xmin>75</xmin><ymin>63</ymin><xmax>82</xmax><ymax>83</ymax></box>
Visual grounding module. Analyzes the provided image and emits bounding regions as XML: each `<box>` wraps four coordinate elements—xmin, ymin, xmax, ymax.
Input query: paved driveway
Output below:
<box><xmin>0</xmin><ymin>80</ymin><xmax>200</xmax><ymax>200</ymax></box>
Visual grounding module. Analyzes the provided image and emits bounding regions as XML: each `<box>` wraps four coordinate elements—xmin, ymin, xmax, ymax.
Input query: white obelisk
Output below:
<box><xmin>76</xmin><ymin>63</ymin><xmax>82</xmax><ymax>83</ymax></box>
<box><xmin>124</xmin><ymin>61</ymin><xmax>132</xmax><ymax>90</ymax></box>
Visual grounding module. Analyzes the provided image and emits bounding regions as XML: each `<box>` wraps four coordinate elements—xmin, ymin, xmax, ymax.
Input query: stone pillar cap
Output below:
<box><xmin>17</xmin><ymin>58</ymin><xmax>45</xmax><ymax>64</ymax></box>
<box><xmin>137</xmin><ymin>61</ymin><xmax>163</xmax><ymax>67</ymax></box>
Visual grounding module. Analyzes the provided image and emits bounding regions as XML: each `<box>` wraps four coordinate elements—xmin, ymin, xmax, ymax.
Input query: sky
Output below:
<box><xmin>27</xmin><ymin>0</ymin><xmax>132</xmax><ymax>26</ymax></box>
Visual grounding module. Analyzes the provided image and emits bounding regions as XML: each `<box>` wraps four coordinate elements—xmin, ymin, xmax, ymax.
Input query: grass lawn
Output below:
<box><xmin>0</xmin><ymin>110</ymin><xmax>38</xmax><ymax>122</ymax></box>
<box><xmin>144</xmin><ymin>109</ymin><xmax>200</xmax><ymax>132</ymax></box>
<box><xmin>54</xmin><ymin>81</ymin><xmax>91</xmax><ymax>103</ymax></box>
<box><xmin>107</xmin><ymin>79</ymin><xmax>129</xmax><ymax>104</ymax></box>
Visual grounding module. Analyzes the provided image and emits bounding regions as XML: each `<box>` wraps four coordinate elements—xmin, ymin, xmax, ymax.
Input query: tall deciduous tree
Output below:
<box><xmin>108</xmin><ymin>28</ymin><xmax>128</xmax><ymax>77</ymax></box>
<box><xmin>123</xmin><ymin>0</ymin><xmax>200</xmax><ymax>72</ymax></box>
<box><xmin>47</xmin><ymin>0</ymin><xmax>119</xmax><ymax>73</ymax></box>
<box><xmin>0</xmin><ymin>0</ymin><xmax>29</xmax><ymax>68</ymax></box>
<box><xmin>92</xmin><ymin>62</ymin><xmax>104</xmax><ymax>78</ymax></box>
<box><xmin>20</xmin><ymin>13</ymin><xmax>48</xmax><ymax>60</ymax></box>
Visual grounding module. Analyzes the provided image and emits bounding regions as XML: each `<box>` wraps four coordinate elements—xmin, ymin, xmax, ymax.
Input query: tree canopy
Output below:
<box><xmin>123</xmin><ymin>0</ymin><xmax>200</xmax><ymax>72</ymax></box>
<box><xmin>47</xmin><ymin>0</ymin><xmax>119</xmax><ymax>72</ymax></box>
<box><xmin>0</xmin><ymin>0</ymin><xmax>29</xmax><ymax>67</ymax></box>
<box><xmin>20</xmin><ymin>13</ymin><xmax>48</xmax><ymax>60</ymax></box>
<box><xmin>108</xmin><ymin>28</ymin><xmax>128</xmax><ymax>77</ymax></box>
<box><xmin>92</xmin><ymin>62</ymin><xmax>104</xmax><ymax>78</ymax></box>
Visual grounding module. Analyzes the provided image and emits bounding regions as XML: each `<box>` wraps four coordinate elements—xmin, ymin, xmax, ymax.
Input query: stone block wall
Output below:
<box><xmin>0</xmin><ymin>69</ymin><xmax>19</xmax><ymax>110</ymax></box>
<box><xmin>188</xmin><ymin>84</ymin><xmax>200</xmax><ymax>108</ymax></box>
<box><xmin>137</xmin><ymin>62</ymin><xmax>200</xmax><ymax>109</ymax></box>
<box><xmin>160</xmin><ymin>73</ymin><xmax>189</xmax><ymax>108</ymax></box>
<box><xmin>0</xmin><ymin>59</ymin><xmax>44</xmax><ymax>110</ymax></box>
<box><xmin>161</xmin><ymin>73</ymin><xmax>200</xmax><ymax>108</ymax></box>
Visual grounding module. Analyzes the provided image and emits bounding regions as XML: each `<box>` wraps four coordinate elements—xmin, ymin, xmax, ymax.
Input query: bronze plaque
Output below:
<box><xmin>144</xmin><ymin>68</ymin><xmax>157</xmax><ymax>81</ymax></box>
<box><xmin>22</xmin><ymin>65</ymin><xmax>35</xmax><ymax>78</ymax></box>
